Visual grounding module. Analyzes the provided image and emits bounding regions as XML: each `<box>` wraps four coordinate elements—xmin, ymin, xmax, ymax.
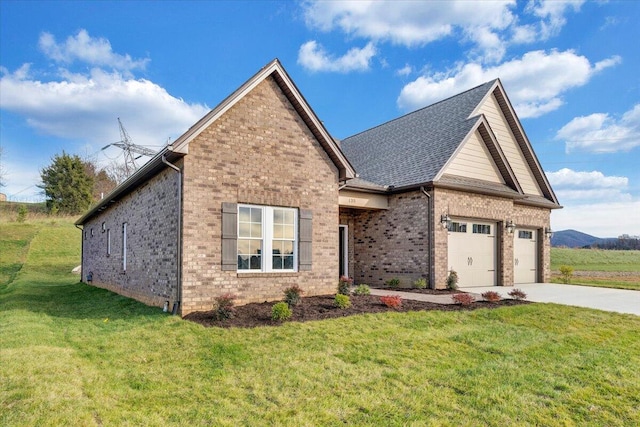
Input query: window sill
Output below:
<box><xmin>237</xmin><ymin>272</ymin><xmax>299</xmax><ymax>278</ymax></box>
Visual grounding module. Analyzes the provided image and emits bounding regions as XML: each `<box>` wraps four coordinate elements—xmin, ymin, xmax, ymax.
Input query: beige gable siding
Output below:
<box><xmin>477</xmin><ymin>94</ymin><xmax>543</xmax><ymax>196</ymax></box>
<box><xmin>443</xmin><ymin>130</ymin><xmax>505</xmax><ymax>184</ymax></box>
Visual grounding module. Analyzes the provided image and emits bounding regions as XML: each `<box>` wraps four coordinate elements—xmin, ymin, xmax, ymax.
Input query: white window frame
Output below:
<box><xmin>237</xmin><ymin>204</ymin><xmax>298</xmax><ymax>273</ymax></box>
<box><xmin>106</xmin><ymin>229</ymin><xmax>111</xmax><ymax>256</ymax></box>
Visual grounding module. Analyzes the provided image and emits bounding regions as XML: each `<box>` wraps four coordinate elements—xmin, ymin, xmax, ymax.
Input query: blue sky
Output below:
<box><xmin>1</xmin><ymin>0</ymin><xmax>638</xmax><ymax>237</ymax></box>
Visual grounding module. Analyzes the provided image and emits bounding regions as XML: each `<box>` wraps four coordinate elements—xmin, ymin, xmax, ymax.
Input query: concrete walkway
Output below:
<box><xmin>370</xmin><ymin>284</ymin><xmax>640</xmax><ymax>316</ymax></box>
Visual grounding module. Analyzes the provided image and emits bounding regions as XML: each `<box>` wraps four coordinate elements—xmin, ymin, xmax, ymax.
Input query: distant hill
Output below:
<box><xmin>551</xmin><ymin>229</ymin><xmax>600</xmax><ymax>248</ymax></box>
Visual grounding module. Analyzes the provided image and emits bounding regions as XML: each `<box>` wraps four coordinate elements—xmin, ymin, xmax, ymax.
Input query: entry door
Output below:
<box><xmin>447</xmin><ymin>219</ymin><xmax>496</xmax><ymax>287</ymax></box>
<box><xmin>339</xmin><ymin>225</ymin><xmax>348</xmax><ymax>277</ymax></box>
<box><xmin>514</xmin><ymin>229</ymin><xmax>537</xmax><ymax>283</ymax></box>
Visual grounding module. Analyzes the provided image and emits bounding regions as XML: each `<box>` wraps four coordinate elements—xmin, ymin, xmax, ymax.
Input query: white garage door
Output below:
<box><xmin>514</xmin><ymin>229</ymin><xmax>538</xmax><ymax>284</ymax></box>
<box><xmin>447</xmin><ymin>219</ymin><xmax>496</xmax><ymax>287</ymax></box>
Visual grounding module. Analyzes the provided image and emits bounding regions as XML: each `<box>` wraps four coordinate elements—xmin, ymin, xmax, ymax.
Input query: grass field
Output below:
<box><xmin>551</xmin><ymin>248</ymin><xmax>640</xmax><ymax>290</ymax></box>
<box><xmin>2</xmin><ymin>219</ymin><xmax>640</xmax><ymax>426</ymax></box>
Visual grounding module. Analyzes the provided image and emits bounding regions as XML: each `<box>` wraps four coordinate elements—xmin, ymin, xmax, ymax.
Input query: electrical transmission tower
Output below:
<box><xmin>102</xmin><ymin>118</ymin><xmax>157</xmax><ymax>178</ymax></box>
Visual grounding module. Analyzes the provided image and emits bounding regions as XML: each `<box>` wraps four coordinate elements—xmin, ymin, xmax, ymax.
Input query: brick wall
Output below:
<box><xmin>346</xmin><ymin>190</ymin><xmax>430</xmax><ymax>287</ymax></box>
<box><xmin>433</xmin><ymin>187</ymin><xmax>551</xmax><ymax>288</ymax></box>
<box><xmin>180</xmin><ymin>76</ymin><xmax>340</xmax><ymax>315</ymax></box>
<box><xmin>81</xmin><ymin>167</ymin><xmax>180</xmax><ymax>308</ymax></box>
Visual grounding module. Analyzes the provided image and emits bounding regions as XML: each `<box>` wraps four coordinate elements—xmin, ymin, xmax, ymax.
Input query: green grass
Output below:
<box><xmin>2</xmin><ymin>220</ymin><xmax>640</xmax><ymax>426</ymax></box>
<box><xmin>551</xmin><ymin>276</ymin><xmax>640</xmax><ymax>291</ymax></box>
<box><xmin>551</xmin><ymin>247</ymin><xmax>640</xmax><ymax>272</ymax></box>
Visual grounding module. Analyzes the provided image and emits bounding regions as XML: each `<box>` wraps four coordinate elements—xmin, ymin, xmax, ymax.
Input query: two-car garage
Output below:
<box><xmin>447</xmin><ymin>218</ymin><xmax>539</xmax><ymax>287</ymax></box>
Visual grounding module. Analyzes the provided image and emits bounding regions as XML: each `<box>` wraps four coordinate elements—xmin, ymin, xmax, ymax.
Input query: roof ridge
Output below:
<box><xmin>343</xmin><ymin>79</ymin><xmax>498</xmax><ymax>142</ymax></box>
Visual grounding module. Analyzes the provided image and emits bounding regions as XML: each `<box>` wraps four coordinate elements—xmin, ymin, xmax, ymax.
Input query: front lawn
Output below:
<box><xmin>2</xmin><ymin>220</ymin><xmax>639</xmax><ymax>425</ymax></box>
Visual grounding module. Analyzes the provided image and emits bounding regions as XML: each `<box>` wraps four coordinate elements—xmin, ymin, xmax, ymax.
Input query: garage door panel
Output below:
<box><xmin>448</xmin><ymin>220</ymin><xmax>496</xmax><ymax>287</ymax></box>
<box><xmin>514</xmin><ymin>229</ymin><xmax>537</xmax><ymax>284</ymax></box>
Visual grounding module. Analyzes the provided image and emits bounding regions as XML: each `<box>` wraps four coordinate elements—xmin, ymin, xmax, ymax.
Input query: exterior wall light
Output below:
<box><xmin>545</xmin><ymin>227</ymin><xmax>554</xmax><ymax>238</ymax></box>
<box><xmin>441</xmin><ymin>214</ymin><xmax>451</xmax><ymax>229</ymax></box>
<box><xmin>506</xmin><ymin>220</ymin><xmax>516</xmax><ymax>234</ymax></box>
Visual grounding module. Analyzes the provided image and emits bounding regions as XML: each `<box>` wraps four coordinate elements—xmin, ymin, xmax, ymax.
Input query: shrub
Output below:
<box><xmin>16</xmin><ymin>205</ymin><xmax>27</xmax><ymax>223</ymax></box>
<box><xmin>213</xmin><ymin>293</ymin><xmax>236</xmax><ymax>320</ymax></box>
<box><xmin>481</xmin><ymin>291</ymin><xmax>501</xmax><ymax>302</ymax></box>
<box><xmin>413</xmin><ymin>278</ymin><xmax>427</xmax><ymax>289</ymax></box>
<box><xmin>271</xmin><ymin>302</ymin><xmax>292</xmax><ymax>321</ymax></box>
<box><xmin>446</xmin><ymin>270</ymin><xmax>459</xmax><ymax>290</ymax></box>
<box><xmin>386</xmin><ymin>278</ymin><xmax>400</xmax><ymax>288</ymax></box>
<box><xmin>451</xmin><ymin>293</ymin><xmax>474</xmax><ymax>306</ymax></box>
<box><xmin>508</xmin><ymin>288</ymin><xmax>527</xmax><ymax>300</ymax></box>
<box><xmin>334</xmin><ymin>294</ymin><xmax>352</xmax><ymax>309</ymax></box>
<box><xmin>353</xmin><ymin>284</ymin><xmax>371</xmax><ymax>296</ymax></box>
<box><xmin>559</xmin><ymin>265</ymin><xmax>574</xmax><ymax>284</ymax></box>
<box><xmin>380</xmin><ymin>295</ymin><xmax>402</xmax><ymax>309</ymax></box>
<box><xmin>338</xmin><ymin>276</ymin><xmax>353</xmax><ymax>295</ymax></box>
<box><xmin>284</xmin><ymin>285</ymin><xmax>303</xmax><ymax>306</ymax></box>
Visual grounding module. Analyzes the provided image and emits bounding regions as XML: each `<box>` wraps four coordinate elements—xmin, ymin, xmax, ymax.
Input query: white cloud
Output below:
<box><xmin>397</xmin><ymin>50</ymin><xmax>620</xmax><ymax>117</ymax></box>
<box><xmin>546</xmin><ymin>168</ymin><xmax>631</xmax><ymax>203</ymax></box>
<box><xmin>556</xmin><ymin>104</ymin><xmax>640</xmax><ymax>153</ymax></box>
<box><xmin>0</xmin><ymin>66</ymin><xmax>209</xmax><ymax>148</ymax></box>
<box><xmin>552</xmin><ymin>201</ymin><xmax>640</xmax><ymax>237</ymax></box>
<box><xmin>525</xmin><ymin>0</ymin><xmax>585</xmax><ymax>40</ymax></box>
<box><xmin>396</xmin><ymin>64</ymin><xmax>413</xmax><ymax>77</ymax></box>
<box><xmin>298</xmin><ymin>40</ymin><xmax>376</xmax><ymax>73</ymax></box>
<box><xmin>39</xmin><ymin>30</ymin><xmax>149</xmax><ymax>72</ymax></box>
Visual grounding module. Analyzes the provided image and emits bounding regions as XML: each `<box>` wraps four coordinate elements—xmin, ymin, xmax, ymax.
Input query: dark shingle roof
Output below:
<box><xmin>341</xmin><ymin>80</ymin><xmax>497</xmax><ymax>188</ymax></box>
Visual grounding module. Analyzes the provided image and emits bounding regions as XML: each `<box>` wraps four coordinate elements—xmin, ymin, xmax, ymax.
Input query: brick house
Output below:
<box><xmin>76</xmin><ymin>60</ymin><xmax>560</xmax><ymax>315</ymax></box>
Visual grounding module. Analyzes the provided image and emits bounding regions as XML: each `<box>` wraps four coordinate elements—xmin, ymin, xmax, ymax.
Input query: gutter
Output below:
<box><xmin>75</xmin><ymin>224</ymin><xmax>84</xmax><ymax>283</ymax></box>
<box><xmin>161</xmin><ymin>153</ymin><xmax>183</xmax><ymax>315</ymax></box>
<box><xmin>420</xmin><ymin>186</ymin><xmax>434</xmax><ymax>289</ymax></box>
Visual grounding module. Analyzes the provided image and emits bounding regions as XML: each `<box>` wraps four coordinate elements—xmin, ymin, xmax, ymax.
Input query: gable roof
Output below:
<box><xmin>77</xmin><ymin>59</ymin><xmax>356</xmax><ymax>225</ymax></box>
<box><xmin>341</xmin><ymin>80</ymin><xmax>496</xmax><ymax>189</ymax></box>
<box><xmin>172</xmin><ymin>58</ymin><xmax>356</xmax><ymax>181</ymax></box>
<box><xmin>341</xmin><ymin>79</ymin><xmax>559</xmax><ymax>206</ymax></box>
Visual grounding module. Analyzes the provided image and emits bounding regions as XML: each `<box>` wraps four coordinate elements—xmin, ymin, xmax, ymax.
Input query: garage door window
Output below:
<box><xmin>473</xmin><ymin>224</ymin><xmax>491</xmax><ymax>234</ymax></box>
<box><xmin>448</xmin><ymin>222</ymin><xmax>467</xmax><ymax>232</ymax></box>
<box><xmin>518</xmin><ymin>230</ymin><xmax>533</xmax><ymax>239</ymax></box>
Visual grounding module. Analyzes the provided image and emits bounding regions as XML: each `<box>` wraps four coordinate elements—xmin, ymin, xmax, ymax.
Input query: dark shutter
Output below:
<box><xmin>221</xmin><ymin>203</ymin><xmax>237</xmax><ymax>271</ymax></box>
<box><xmin>299</xmin><ymin>209</ymin><xmax>312</xmax><ymax>271</ymax></box>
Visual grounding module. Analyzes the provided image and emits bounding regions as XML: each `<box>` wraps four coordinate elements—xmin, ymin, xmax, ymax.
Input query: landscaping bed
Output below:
<box><xmin>184</xmin><ymin>294</ymin><xmax>530</xmax><ymax>328</ymax></box>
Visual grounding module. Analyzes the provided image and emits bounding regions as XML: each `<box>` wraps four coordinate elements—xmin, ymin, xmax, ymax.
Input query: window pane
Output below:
<box><xmin>239</xmin><ymin>223</ymin><xmax>251</xmax><ymax>238</ymax></box>
<box><xmin>238</xmin><ymin>255</ymin><xmax>249</xmax><ymax>270</ymax></box>
<box><xmin>273</xmin><ymin>224</ymin><xmax>283</xmax><ymax>239</ymax></box>
<box><xmin>283</xmin><ymin>255</ymin><xmax>294</xmax><ymax>269</ymax></box>
<box><xmin>238</xmin><ymin>239</ymin><xmax>250</xmax><ymax>254</ymax></box>
<box><xmin>239</xmin><ymin>207</ymin><xmax>251</xmax><ymax>222</ymax></box>
<box><xmin>273</xmin><ymin>209</ymin><xmax>284</xmax><ymax>224</ymax></box>
<box><xmin>250</xmin><ymin>255</ymin><xmax>261</xmax><ymax>269</ymax></box>
<box><xmin>272</xmin><ymin>255</ymin><xmax>283</xmax><ymax>269</ymax></box>
<box><xmin>251</xmin><ymin>223</ymin><xmax>262</xmax><ymax>238</ymax></box>
<box><xmin>281</xmin><ymin>241</ymin><xmax>293</xmax><ymax>255</ymax></box>
<box><xmin>251</xmin><ymin>208</ymin><xmax>262</xmax><ymax>223</ymax></box>
<box><xmin>250</xmin><ymin>240</ymin><xmax>262</xmax><ymax>255</ymax></box>
<box><xmin>283</xmin><ymin>225</ymin><xmax>295</xmax><ymax>239</ymax></box>
<box><xmin>284</xmin><ymin>210</ymin><xmax>294</xmax><ymax>224</ymax></box>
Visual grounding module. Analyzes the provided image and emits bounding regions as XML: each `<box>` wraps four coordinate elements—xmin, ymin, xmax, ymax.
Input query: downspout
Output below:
<box><xmin>162</xmin><ymin>154</ymin><xmax>182</xmax><ymax>315</ymax></box>
<box><xmin>75</xmin><ymin>224</ymin><xmax>84</xmax><ymax>283</ymax></box>
<box><xmin>420</xmin><ymin>186</ymin><xmax>434</xmax><ymax>289</ymax></box>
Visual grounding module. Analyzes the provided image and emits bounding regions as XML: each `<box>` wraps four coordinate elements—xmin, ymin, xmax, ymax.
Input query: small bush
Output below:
<box><xmin>385</xmin><ymin>278</ymin><xmax>400</xmax><ymax>288</ymax></box>
<box><xmin>353</xmin><ymin>284</ymin><xmax>371</xmax><ymax>296</ymax></box>
<box><xmin>284</xmin><ymin>285</ymin><xmax>303</xmax><ymax>306</ymax></box>
<box><xmin>446</xmin><ymin>270</ymin><xmax>459</xmax><ymax>290</ymax></box>
<box><xmin>380</xmin><ymin>295</ymin><xmax>402</xmax><ymax>309</ymax></box>
<box><xmin>271</xmin><ymin>302</ymin><xmax>292</xmax><ymax>321</ymax></box>
<box><xmin>413</xmin><ymin>278</ymin><xmax>427</xmax><ymax>289</ymax></box>
<box><xmin>559</xmin><ymin>265</ymin><xmax>574</xmax><ymax>284</ymax></box>
<box><xmin>334</xmin><ymin>294</ymin><xmax>352</xmax><ymax>309</ymax></box>
<box><xmin>16</xmin><ymin>205</ymin><xmax>27</xmax><ymax>223</ymax></box>
<box><xmin>451</xmin><ymin>293</ymin><xmax>474</xmax><ymax>306</ymax></box>
<box><xmin>508</xmin><ymin>288</ymin><xmax>527</xmax><ymax>300</ymax></box>
<box><xmin>213</xmin><ymin>293</ymin><xmax>236</xmax><ymax>320</ymax></box>
<box><xmin>338</xmin><ymin>276</ymin><xmax>353</xmax><ymax>295</ymax></box>
<box><xmin>481</xmin><ymin>291</ymin><xmax>501</xmax><ymax>302</ymax></box>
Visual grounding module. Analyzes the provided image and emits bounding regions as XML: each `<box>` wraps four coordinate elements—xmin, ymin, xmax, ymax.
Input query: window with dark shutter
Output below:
<box><xmin>298</xmin><ymin>209</ymin><xmax>312</xmax><ymax>271</ymax></box>
<box><xmin>221</xmin><ymin>202</ymin><xmax>238</xmax><ymax>271</ymax></box>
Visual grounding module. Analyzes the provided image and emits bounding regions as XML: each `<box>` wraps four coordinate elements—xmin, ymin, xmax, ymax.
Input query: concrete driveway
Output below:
<box><xmin>469</xmin><ymin>283</ymin><xmax>640</xmax><ymax>316</ymax></box>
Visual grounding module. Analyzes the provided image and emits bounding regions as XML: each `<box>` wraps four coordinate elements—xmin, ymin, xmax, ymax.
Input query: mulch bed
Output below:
<box><xmin>373</xmin><ymin>287</ymin><xmax>461</xmax><ymax>294</ymax></box>
<box><xmin>184</xmin><ymin>294</ymin><xmax>530</xmax><ymax>328</ymax></box>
